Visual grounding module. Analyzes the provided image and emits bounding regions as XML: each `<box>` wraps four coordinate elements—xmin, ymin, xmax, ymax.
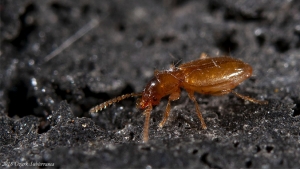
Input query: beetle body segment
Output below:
<box><xmin>179</xmin><ymin>57</ymin><xmax>253</xmax><ymax>95</ymax></box>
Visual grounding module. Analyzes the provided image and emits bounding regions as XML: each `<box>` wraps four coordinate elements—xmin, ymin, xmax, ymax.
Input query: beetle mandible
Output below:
<box><xmin>89</xmin><ymin>54</ymin><xmax>268</xmax><ymax>142</ymax></box>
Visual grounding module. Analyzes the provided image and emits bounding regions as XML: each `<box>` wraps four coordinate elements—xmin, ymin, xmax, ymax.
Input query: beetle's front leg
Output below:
<box><xmin>142</xmin><ymin>106</ymin><xmax>152</xmax><ymax>143</ymax></box>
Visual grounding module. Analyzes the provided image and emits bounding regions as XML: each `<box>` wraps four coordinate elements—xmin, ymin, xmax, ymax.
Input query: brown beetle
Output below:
<box><xmin>89</xmin><ymin>54</ymin><xmax>268</xmax><ymax>142</ymax></box>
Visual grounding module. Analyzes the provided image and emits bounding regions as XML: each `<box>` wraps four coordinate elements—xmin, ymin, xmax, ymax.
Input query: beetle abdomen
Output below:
<box><xmin>180</xmin><ymin>57</ymin><xmax>252</xmax><ymax>94</ymax></box>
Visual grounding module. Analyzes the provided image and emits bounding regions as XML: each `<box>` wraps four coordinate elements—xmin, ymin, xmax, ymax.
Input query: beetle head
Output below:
<box><xmin>137</xmin><ymin>78</ymin><xmax>161</xmax><ymax>109</ymax></box>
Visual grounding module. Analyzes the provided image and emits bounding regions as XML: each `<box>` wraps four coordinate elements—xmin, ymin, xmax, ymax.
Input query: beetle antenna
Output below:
<box><xmin>89</xmin><ymin>93</ymin><xmax>142</xmax><ymax>114</ymax></box>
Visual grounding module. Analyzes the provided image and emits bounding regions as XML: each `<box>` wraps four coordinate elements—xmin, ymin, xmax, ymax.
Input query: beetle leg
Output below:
<box><xmin>232</xmin><ymin>91</ymin><xmax>268</xmax><ymax>105</ymax></box>
<box><xmin>158</xmin><ymin>91</ymin><xmax>181</xmax><ymax>128</ymax></box>
<box><xmin>142</xmin><ymin>106</ymin><xmax>152</xmax><ymax>143</ymax></box>
<box><xmin>187</xmin><ymin>91</ymin><xmax>207</xmax><ymax>130</ymax></box>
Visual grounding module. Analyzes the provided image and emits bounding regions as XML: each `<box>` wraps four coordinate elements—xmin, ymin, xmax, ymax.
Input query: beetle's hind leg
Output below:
<box><xmin>158</xmin><ymin>91</ymin><xmax>181</xmax><ymax>128</ymax></box>
<box><xmin>187</xmin><ymin>91</ymin><xmax>207</xmax><ymax>130</ymax></box>
<box><xmin>232</xmin><ymin>90</ymin><xmax>268</xmax><ymax>104</ymax></box>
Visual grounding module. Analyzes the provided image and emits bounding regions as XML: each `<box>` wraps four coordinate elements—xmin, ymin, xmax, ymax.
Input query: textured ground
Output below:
<box><xmin>1</xmin><ymin>0</ymin><xmax>300</xmax><ymax>168</ymax></box>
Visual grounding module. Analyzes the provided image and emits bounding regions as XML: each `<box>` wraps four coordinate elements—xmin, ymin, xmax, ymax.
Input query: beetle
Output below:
<box><xmin>89</xmin><ymin>54</ymin><xmax>268</xmax><ymax>142</ymax></box>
